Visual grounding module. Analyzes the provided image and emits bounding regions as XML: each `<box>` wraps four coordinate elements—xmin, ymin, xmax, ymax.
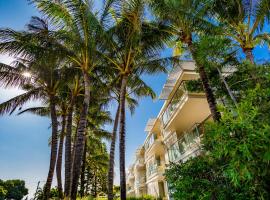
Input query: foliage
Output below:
<box><xmin>166</xmin><ymin>82</ymin><xmax>270</xmax><ymax>199</ymax></box>
<box><xmin>185</xmin><ymin>79</ymin><xmax>204</xmax><ymax>93</ymax></box>
<box><xmin>33</xmin><ymin>186</ymin><xmax>62</xmax><ymax>200</ymax></box>
<box><xmin>126</xmin><ymin>195</ymin><xmax>160</xmax><ymax>200</ymax></box>
<box><xmin>0</xmin><ymin>186</ymin><xmax>7</xmax><ymax>200</ymax></box>
<box><xmin>0</xmin><ymin>179</ymin><xmax>28</xmax><ymax>200</ymax></box>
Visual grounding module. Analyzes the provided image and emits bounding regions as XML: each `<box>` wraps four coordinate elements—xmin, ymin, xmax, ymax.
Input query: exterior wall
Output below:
<box><xmin>126</xmin><ymin>62</ymin><xmax>212</xmax><ymax>199</ymax></box>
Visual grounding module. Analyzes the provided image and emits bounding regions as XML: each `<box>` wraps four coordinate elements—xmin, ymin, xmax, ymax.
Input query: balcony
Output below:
<box><xmin>145</xmin><ymin>138</ymin><xmax>164</xmax><ymax>156</ymax></box>
<box><xmin>135</xmin><ymin>177</ymin><xmax>146</xmax><ymax>188</ymax></box>
<box><xmin>147</xmin><ymin>164</ymin><xmax>165</xmax><ymax>180</ymax></box>
<box><xmin>135</xmin><ymin>158</ymin><xmax>145</xmax><ymax>170</ymax></box>
<box><xmin>167</xmin><ymin>123</ymin><xmax>203</xmax><ymax>163</ymax></box>
<box><xmin>127</xmin><ymin>172</ymin><xmax>135</xmax><ymax>183</ymax></box>
<box><xmin>161</xmin><ymin>80</ymin><xmax>204</xmax><ymax>127</ymax></box>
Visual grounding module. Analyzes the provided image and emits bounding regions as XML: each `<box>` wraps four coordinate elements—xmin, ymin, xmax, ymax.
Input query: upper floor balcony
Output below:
<box><xmin>161</xmin><ymin>80</ymin><xmax>204</xmax><ymax>126</ymax></box>
<box><xmin>135</xmin><ymin>158</ymin><xmax>145</xmax><ymax>170</ymax></box>
<box><xmin>160</xmin><ymin>80</ymin><xmax>210</xmax><ymax>136</ymax></box>
<box><xmin>144</xmin><ymin>135</ymin><xmax>165</xmax><ymax>156</ymax></box>
<box><xmin>166</xmin><ymin>123</ymin><xmax>204</xmax><ymax>163</ymax></box>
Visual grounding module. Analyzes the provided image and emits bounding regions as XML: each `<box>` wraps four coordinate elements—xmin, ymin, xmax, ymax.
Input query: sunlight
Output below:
<box><xmin>22</xmin><ymin>71</ymin><xmax>31</xmax><ymax>78</ymax></box>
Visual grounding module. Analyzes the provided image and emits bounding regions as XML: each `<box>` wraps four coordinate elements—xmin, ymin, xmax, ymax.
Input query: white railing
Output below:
<box><xmin>135</xmin><ymin>177</ymin><xmax>146</xmax><ymax>188</ymax></box>
<box><xmin>167</xmin><ymin>124</ymin><xmax>202</xmax><ymax>162</ymax></box>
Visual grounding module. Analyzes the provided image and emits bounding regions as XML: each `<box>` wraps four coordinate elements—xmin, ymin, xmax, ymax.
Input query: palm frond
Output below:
<box><xmin>0</xmin><ymin>87</ymin><xmax>44</xmax><ymax>115</ymax></box>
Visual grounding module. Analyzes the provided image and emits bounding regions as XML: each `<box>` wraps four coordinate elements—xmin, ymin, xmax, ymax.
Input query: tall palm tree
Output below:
<box><xmin>149</xmin><ymin>0</ymin><xmax>222</xmax><ymax>121</ymax></box>
<box><xmin>102</xmin><ymin>0</ymin><xmax>171</xmax><ymax>198</ymax></box>
<box><xmin>64</xmin><ymin>75</ymin><xmax>83</xmax><ymax>197</ymax></box>
<box><xmin>107</xmin><ymin>75</ymin><xmax>156</xmax><ymax>200</ymax></box>
<box><xmin>0</xmin><ymin>16</ymin><xmax>68</xmax><ymax>199</ymax></box>
<box><xmin>32</xmin><ymin>1</ymin><xmax>111</xmax><ymax>197</ymax></box>
<box><xmin>210</xmin><ymin>0</ymin><xmax>270</xmax><ymax>64</ymax></box>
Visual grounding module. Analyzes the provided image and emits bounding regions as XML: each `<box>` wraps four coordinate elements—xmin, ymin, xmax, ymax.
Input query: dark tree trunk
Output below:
<box><xmin>80</xmin><ymin>140</ymin><xmax>87</xmax><ymax>198</ymax></box>
<box><xmin>70</xmin><ymin>72</ymin><xmax>90</xmax><ymax>200</ymax></box>
<box><xmin>94</xmin><ymin>170</ymin><xmax>97</xmax><ymax>197</ymax></box>
<box><xmin>188</xmin><ymin>43</ymin><xmax>221</xmax><ymax>122</ymax></box>
<box><xmin>243</xmin><ymin>48</ymin><xmax>260</xmax><ymax>83</ymax></box>
<box><xmin>44</xmin><ymin>96</ymin><xmax>58</xmax><ymax>200</ymax></box>
<box><xmin>56</xmin><ymin>114</ymin><xmax>66</xmax><ymax>199</ymax></box>
<box><xmin>108</xmin><ymin>105</ymin><xmax>120</xmax><ymax>200</ymax></box>
<box><xmin>244</xmin><ymin>48</ymin><xmax>255</xmax><ymax>64</ymax></box>
<box><xmin>119</xmin><ymin>75</ymin><xmax>128</xmax><ymax>200</ymax></box>
<box><xmin>64</xmin><ymin>98</ymin><xmax>74</xmax><ymax>197</ymax></box>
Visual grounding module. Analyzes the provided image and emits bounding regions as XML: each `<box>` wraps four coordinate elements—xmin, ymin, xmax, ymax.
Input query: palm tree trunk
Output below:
<box><xmin>216</xmin><ymin>67</ymin><xmax>237</xmax><ymax>106</ymax></box>
<box><xmin>80</xmin><ymin>140</ymin><xmax>87</xmax><ymax>198</ymax></box>
<box><xmin>119</xmin><ymin>75</ymin><xmax>128</xmax><ymax>200</ymax></box>
<box><xmin>56</xmin><ymin>114</ymin><xmax>66</xmax><ymax>199</ymax></box>
<box><xmin>188</xmin><ymin>43</ymin><xmax>221</xmax><ymax>121</ymax></box>
<box><xmin>108</xmin><ymin>104</ymin><xmax>120</xmax><ymax>200</ymax></box>
<box><xmin>243</xmin><ymin>48</ymin><xmax>260</xmax><ymax>83</ymax></box>
<box><xmin>71</xmin><ymin>72</ymin><xmax>90</xmax><ymax>200</ymax></box>
<box><xmin>44</xmin><ymin>95</ymin><xmax>58</xmax><ymax>200</ymax></box>
<box><xmin>244</xmin><ymin>48</ymin><xmax>255</xmax><ymax>64</ymax></box>
<box><xmin>64</xmin><ymin>98</ymin><xmax>75</xmax><ymax>197</ymax></box>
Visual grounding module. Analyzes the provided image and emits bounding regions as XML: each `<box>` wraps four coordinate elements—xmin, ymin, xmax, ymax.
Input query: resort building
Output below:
<box><xmin>126</xmin><ymin>61</ymin><xmax>212</xmax><ymax>199</ymax></box>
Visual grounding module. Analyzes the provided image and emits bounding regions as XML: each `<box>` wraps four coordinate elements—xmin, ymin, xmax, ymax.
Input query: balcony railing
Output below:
<box><xmin>135</xmin><ymin>177</ymin><xmax>146</xmax><ymax>188</ymax></box>
<box><xmin>147</xmin><ymin>164</ymin><xmax>164</xmax><ymax>178</ymax></box>
<box><xmin>168</xmin><ymin>123</ymin><xmax>203</xmax><ymax>162</ymax></box>
<box><xmin>161</xmin><ymin>80</ymin><xmax>204</xmax><ymax>126</ymax></box>
<box><xmin>135</xmin><ymin>158</ymin><xmax>144</xmax><ymax>165</ymax></box>
<box><xmin>161</xmin><ymin>81</ymin><xmax>187</xmax><ymax>126</ymax></box>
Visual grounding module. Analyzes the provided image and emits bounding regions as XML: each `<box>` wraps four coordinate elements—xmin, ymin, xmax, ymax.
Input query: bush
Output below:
<box><xmin>165</xmin><ymin>88</ymin><xmax>270</xmax><ymax>199</ymax></box>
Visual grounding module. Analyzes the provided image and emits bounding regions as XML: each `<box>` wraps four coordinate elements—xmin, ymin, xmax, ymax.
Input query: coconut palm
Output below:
<box><xmin>31</xmin><ymin>1</ymin><xmax>113</xmax><ymax>197</ymax></box>
<box><xmin>0</xmin><ymin>16</ymin><xmax>68</xmax><ymax>199</ymax></box>
<box><xmin>64</xmin><ymin>75</ymin><xmax>83</xmax><ymax>197</ymax></box>
<box><xmin>107</xmin><ymin>75</ymin><xmax>156</xmax><ymax>200</ymax></box>
<box><xmin>101</xmin><ymin>0</ymin><xmax>172</xmax><ymax>198</ymax></box>
<box><xmin>149</xmin><ymin>0</ymin><xmax>222</xmax><ymax>121</ymax></box>
<box><xmin>210</xmin><ymin>0</ymin><xmax>270</xmax><ymax>64</ymax></box>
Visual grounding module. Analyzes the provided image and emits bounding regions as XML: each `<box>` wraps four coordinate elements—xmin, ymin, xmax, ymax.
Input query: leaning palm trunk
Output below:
<box><xmin>71</xmin><ymin>72</ymin><xmax>90</xmax><ymax>200</ymax></box>
<box><xmin>44</xmin><ymin>96</ymin><xmax>58</xmax><ymax>200</ymax></box>
<box><xmin>56</xmin><ymin>114</ymin><xmax>66</xmax><ymax>199</ymax></box>
<box><xmin>108</xmin><ymin>105</ymin><xmax>120</xmax><ymax>200</ymax></box>
<box><xmin>119</xmin><ymin>75</ymin><xmax>128</xmax><ymax>200</ymax></box>
<box><xmin>216</xmin><ymin>67</ymin><xmax>237</xmax><ymax>106</ymax></box>
<box><xmin>188</xmin><ymin>42</ymin><xmax>221</xmax><ymax>121</ymax></box>
<box><xmin>64</xmin><ymin>98</ymin><xmax>75</xmax><ymax>197</ymax></box>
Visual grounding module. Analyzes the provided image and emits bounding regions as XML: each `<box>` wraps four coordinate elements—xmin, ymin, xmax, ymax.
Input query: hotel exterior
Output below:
<box><xmin>126</xmin><ymin>61</ymin><xmax>212</xmax><ymax>199</ymax></box>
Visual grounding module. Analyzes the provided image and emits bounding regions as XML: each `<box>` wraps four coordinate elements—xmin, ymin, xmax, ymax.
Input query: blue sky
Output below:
<box><xmin>0</xmin><ymin>0</ymin><xmax>269</xmax><ymax>198</ymax></box>
<box><xmin>0</xmin><ymin>0</ymin><xmax>168</xmax><ymax>197</ymax></box>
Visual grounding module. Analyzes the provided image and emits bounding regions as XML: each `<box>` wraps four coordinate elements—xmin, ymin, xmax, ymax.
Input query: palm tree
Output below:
<box><xmin>32</xmin><ymin>1</ymin><xmax>111</xmax><ymax>197</ymax></box>
<box><xmin>64</xmin><ymin>75</ymin><xmax>83</xmax><ymax>197</ymax></box>
<box><xmin>102</xmin><ymin>0</ymin><xmax>171</xmax><ymax>198</ymax></box>
<box><xmin>0</xmin><ymin>16</ymin><xmax>68</xmax><ymax>199</ymax></box>
<box><xmin>210</xmin><ymin>0</ymin><xmax>270</xmax><ymax>64</ymax></box>
<box><xmin>107</xmin><ymin>75</ymin><xmax>156</xmax><ymax>200</ymax></box>
<box><xmin>149</xmin><ymin>0</ymin><xmax>222</xmax><ymax>121</ymax></box>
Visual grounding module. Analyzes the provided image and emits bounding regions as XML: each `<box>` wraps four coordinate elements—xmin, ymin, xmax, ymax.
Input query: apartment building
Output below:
<box><xmin>127</xmin><ymin>61</ymin><xmax>212</xmax><ymax>199</ymax></box>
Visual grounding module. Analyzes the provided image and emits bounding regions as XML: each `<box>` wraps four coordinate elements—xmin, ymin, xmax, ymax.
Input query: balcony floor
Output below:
<box><xmin>164</xmin><ymin>94</ymin><xmax>211</xmax><ymax>134</ymax></box>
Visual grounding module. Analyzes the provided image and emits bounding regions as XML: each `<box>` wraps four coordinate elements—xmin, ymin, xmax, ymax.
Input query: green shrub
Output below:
<box><xmin>165</xmin><ymin>88</ymin><xmax>270</xmax><ymax>199</ymax></box>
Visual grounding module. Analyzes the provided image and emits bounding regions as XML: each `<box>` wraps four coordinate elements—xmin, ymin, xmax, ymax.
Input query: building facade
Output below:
<box><xmin>127</xmin><ymin>61</ymin><xmax>212</xmax><ymax>199</ymax></box>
